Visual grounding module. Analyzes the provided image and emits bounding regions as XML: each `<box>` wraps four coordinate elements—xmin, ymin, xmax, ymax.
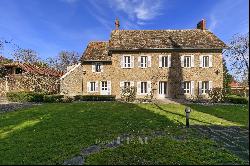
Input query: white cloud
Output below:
<box><xmin>110</xmin><ymin>0</ymin><xmax>163</xmax><ymax>21</ymax></box>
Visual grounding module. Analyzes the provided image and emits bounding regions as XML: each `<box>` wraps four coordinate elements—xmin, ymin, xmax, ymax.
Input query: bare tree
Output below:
<box><xmin>47</xmin><ymin>51</ymin><xmax>80</xmax><ymax>72</ymax></box>
<box><xmin>12</xmin><ymin>48</ymin><xmax>40</xmax><ymax>64</ymax></box>
<box><xmin>224</xmin><ymin>33</ymin><xmax>249</xmax><ymax>85</ymax></box>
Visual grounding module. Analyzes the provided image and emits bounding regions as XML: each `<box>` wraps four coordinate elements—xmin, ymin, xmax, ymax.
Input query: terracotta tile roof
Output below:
<box><xmin>81</xmin><ymin>41</ymin><xmax>110</xmax><ymax>62</ymax></box>
<box><xmin>229</xmin><ymin>80</ymin><xmax>241</xmax><ymax>88</ymax></box>
<box><xmin>109</xmin><ymin>29</ymin><xmax>227</xmax><ymax>50</ymax></box>
<box><xmin>4</xmin><ymin>62</ymin><xmax>64</xmax><ymax>77</ymax></box>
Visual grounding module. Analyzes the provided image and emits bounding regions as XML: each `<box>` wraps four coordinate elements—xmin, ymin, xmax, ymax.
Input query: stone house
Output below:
<box><xmin>60</xmin><ymin>19</ymin><xmax>227</xmax><ymax>100</ymax></box>
<box><xmin>0</xmin><ymin>62</ymin><xmax>63</xmax><ymax>96</ymax></box>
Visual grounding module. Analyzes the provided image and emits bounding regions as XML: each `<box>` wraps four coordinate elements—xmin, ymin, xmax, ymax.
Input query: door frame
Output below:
<box><xmin>100</xmin><ymin>81</ymin><xmax>108</xmax><ymax>95</ymax></box>
<box><xmin>158</xmin><ymin>81</ymin><xmax>168</xmax><ymax>98</ymax></box>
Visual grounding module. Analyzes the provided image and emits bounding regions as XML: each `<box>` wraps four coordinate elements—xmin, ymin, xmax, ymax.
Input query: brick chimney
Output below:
<box><xmin>197</xmin><ymin>19</ymin><xmax>206</xmax><ymax>30</ymax></box>
<box><xmin>115</xmin><ymin>18</ymin><xmax>120</xmax><ymax>30</ymax></box>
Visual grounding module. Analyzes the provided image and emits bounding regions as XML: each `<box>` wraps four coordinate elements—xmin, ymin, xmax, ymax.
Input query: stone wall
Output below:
<box><xmin>60</xmin><ymin>64</ymin><xmax>84</xmax><ymax>96</ymax></box>
<box><xmin>0</xmin><ymin>73</ymin><xmax>60</xmax><ymax>96</ymax></box>
<box><xmin>80</xmin><ymin>50</ymin><xmax>223</xmax><ymax>99</ymax></box>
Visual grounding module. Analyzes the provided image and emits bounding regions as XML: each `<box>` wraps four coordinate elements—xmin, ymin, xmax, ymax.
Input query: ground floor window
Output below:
<box><xmin>124</xmin><ymin>81</ymin><xmax>130</xmax><ymax>89</ymax></box>
<box><xmin>184</xmin><ymin>81</ymin><xmax>191</xmax><ymax>94</ymax></box>
<box><xmin>202</xmin><ymin>81</ymin><xmax>209</xmax><ymax>94</ymax></box>
<box><xmin>90</xmin><ymin>82</ymin><xmax>96</xmax><ymax>92</ymax></box>
<box><xmin>141</xmin><ymin>82</ymin><xmax>147</xmax><ymax>94</ymax></box>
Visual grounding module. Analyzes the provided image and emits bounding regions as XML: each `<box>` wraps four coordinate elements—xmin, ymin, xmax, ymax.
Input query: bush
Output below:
<box><xmin>74</xmin><ymin>95</ymin><xmax>116</xmax><ymax>101</ymax></box>
<box><xmin>208</xmin><ymin>88</ymin><xmax>226</xmax><ymax>103</ymax></box>
<box><xmin>6</xmin><ymin>92</ymin><xmax>46</xmax><ymax>102</ymax></box>
<box><xmin>121</xmin><ymin>86</ymin><xmax>136</xmax><ymax>102</ymax></box>
<box><xmin>62</xmin><ymin>96</ymin><xmax>74</xmax><ymax>103</ymax></box>
<box><xmin>43</xmin><ymin>95</ymin><xmax>64</xmax><ymax>103</ymax></box>
<box><xmin>225</xmin><ymin>95</ymin><xmax>248</xmax><ymax>104</ymax></box>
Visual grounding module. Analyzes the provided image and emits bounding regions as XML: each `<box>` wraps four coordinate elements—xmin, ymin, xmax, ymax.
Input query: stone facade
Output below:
<box><xmin>61</xmin><ymin>50</ymin><xmax>223</xmax><ymax>99</ymax></box>
<box><xmin>60</xmin><ymin>63</ymin><xmax>84</xmax><ymax>96</ymax></box>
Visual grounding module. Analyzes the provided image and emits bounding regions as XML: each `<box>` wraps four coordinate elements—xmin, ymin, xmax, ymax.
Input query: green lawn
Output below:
<box><xmin>0</xmin><ymin>102</ymin><xmax>248</xmax><ymax>165</ymax></box>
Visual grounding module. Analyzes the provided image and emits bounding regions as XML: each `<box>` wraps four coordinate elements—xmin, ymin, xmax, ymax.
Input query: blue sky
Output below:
<box><xmin>0</xmin><ymin>0</ymin><xmax>249</xmax><ymax>60</ymax></box>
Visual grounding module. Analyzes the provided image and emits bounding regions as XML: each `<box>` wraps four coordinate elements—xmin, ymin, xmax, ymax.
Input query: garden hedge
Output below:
<box><xmin>74</xmin><ymin>95</ymin><xmax>116</xmax><ymax>101</ymax></box>
<box><xmin>225</xmin><ymin>95</ymin><xmax>248</xmax><ymax>104</ymax></box>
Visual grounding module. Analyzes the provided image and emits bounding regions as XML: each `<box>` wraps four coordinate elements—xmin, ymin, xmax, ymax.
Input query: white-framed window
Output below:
<box><xmin>159</xmin><ymin>55</ymin><xmax>171</xmax><ymax>68</ymax></box>
<box><xmin>124</xmin><ymin>81</ymin><xmax>131</xmax><ymax>88</ymax></box>
<box><xmin>162</xmin><ymin>56</ymin><xmax>168</xmax><ymax>67</ymax></box>
<box><xmin>184</xmin><ymin>56</ymin><xmax>191</xmax><ymax>68</ymax></box>
<box><xmin>124</xmin><ymin>56</ymin><xmax>131</xmax><ymax>68</ymax></box>
<box><xmin>92</xmin><ymin>62</ymin><xmax>103</xmax><ymax>73</ymax></box>
<box><xmin>95</xmin><ymin>62</ymin><xmax>101</xmax><ymax>72</ymax></box>
<box><xmin>202</xmin><ymin>56</ymin><xmax>209</xmax><ymax>67</ymax></box>
<box><xmin>141</xmin><ymin>82</ymin><xmax>148</xmax><ymax>94</ymax></box>
<box><xmin>87</xmin><ymin>81</ymin><xmax>98</xmax><ymax>92</ymax></box>
<box><xmin>183</xmin><ymin>81</ymin><xmax>191</xmax><ymax>94</ymax></box>
<box><xmin>140</xmin><ymin>56</ymin><xmax>148</xmax><ymax>68</ymax></box>
<box><xmin>201</xmin><ymin>81</ymin><xmax>209</xmax><ymax>94</ymax></box>
<box><xmin>200</xmin><ymin>55</ymin><xmax>212</xmax><ymax>68</ymax></box>
<box><xmin>90</xmin><ymin>82</ymin><xmax>96</xmax><ymax>92</ymax></box>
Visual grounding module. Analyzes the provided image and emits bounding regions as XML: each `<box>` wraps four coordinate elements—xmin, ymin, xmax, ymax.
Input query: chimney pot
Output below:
<box><xmin>197</xmin><ymin>19</ymin><xmax>206</xmax><ymax>30</ymax></box>
<box><xmin>115</xmin><ymin>18</ymin><xmax>120</xmax><ymax>30</ymax></box>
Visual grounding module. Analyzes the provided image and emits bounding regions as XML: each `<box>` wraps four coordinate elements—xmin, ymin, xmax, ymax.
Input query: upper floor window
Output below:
<box><xmin>183</xmin><ymin>81</ymin><xmax>191</xmax><ymax>94</ymax></box>
<box><xmin>92</xmin><ymin>62</ymin><xmax>103</xmax><ymax>73</ymax></box>
<box><xmin>200</xmin><ymin>55</ymin><xmax>212</xmax><ymax>68</ymax></box>
<box><xmin>95</xmin><ymin>63</ymin><xmax>101</xmax><ymax>72</ymax></box>
<box><xmin>159</xmin><ymin>55</ymin><xmax>171</xmax><ymax>68</ymax></box>
<box><xmin>15</xmin><ymin>68</ymin><xmax>23</xmax><ymax>74</ymax></box>
<box><xmin>124</xmin><ymin>56</ymin><xmax>131</xmax><ymax>68</ymax></box>
<box><xmin>184</xmin><ymin>56</ymin><xmax>191</xmax><ymax>68</ymax></box>
<box><xmin>140</xmin><ymin>56</ymin><xmax>148</xmax><ymax>68</ymax></box>
<box><xmin>162</xmin><ymin>56</ymin><xmax>168</xmax><ymax>67</ymax></box>
<box><xmin>202</xmin><ymin>56</ymin><xmax>209</xmax><ymax>67</ymax></box>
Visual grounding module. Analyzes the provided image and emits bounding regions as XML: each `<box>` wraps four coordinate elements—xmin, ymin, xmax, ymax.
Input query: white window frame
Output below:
<box><xmin>183</xmin><ymin>81</ymin><xmax>191</xmax><ymax>94</ymax></box>
<box><xmin>184</xmin><ymin>56</ymin><xmax>191</xmax><ymax>68</ymax></box>
<box><xmin>202</xmin><ymin>56</ymin><xmax>209</xmax><ymax>68</ymax></box>
<box><xmin>140</xmin><ymin>56</ymin><xmax>148</xmax><ymax>68</ymax></box>
<box><xmin>95</xmin><ymin>62</ymin><xmax>101</xmax><ymax>72</ymax></box>
<box><xmin>201</xmin><ymin>81</ymin><xmax>209</xmax><ymax>94</ymax></box>
<box><xmin>200</xmin><ymin>55</ymin><xmax>212</xmax><ymax>68</ymax></box>
<box><xmin>90</xmin><ymin>82</ymin><xmax>96</xmax><ymax>92</ymax></box>
<box><xmin>141</xmin><ymin>82</ymin><xmax>148</xmax><ymax>94</ymax></box>
<box><xmin>159</xmin><ymin>54</ymin><xmax>171</xmax><ymax>68</ymax></box>
<box><xmin>124</xmin><ymin>55</ymin><xmax>131</xmax><ymax>68</ymax></box>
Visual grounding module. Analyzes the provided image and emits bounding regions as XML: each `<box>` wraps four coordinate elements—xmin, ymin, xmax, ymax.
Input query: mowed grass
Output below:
<box><xmin>0</xmin><ymin>102</ymin><xmax>248</xmax><ymax>164</ymax></box>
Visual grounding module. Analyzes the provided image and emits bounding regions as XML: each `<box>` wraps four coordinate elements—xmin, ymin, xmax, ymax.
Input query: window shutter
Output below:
<box><xmin>138</xmin><ymin>56</ymin><xmax>141</xmax><ymax>67</ymax></box>
<box><xmin>181</xmin><ymin>56</ymin><xmax>184</xmax><ymax>67</ymax></box>
<box><xmin>147</xmin><ymin>81</ymin><xmax>151</xmax><ymax>94</ymax></box>
<box><xmin>181</xmin><ymin>81</ymin><xmax>184</xmax><ymax>89</ymax></box>
<box><xmin>100</xmin><ymin>63</ymin><xmax>104</xmax><ymax>72</ymax></box>
<box><xmin>92</xmin><ymin>63</ymin><xmax>95</xmax><ymax>72</ymax></box>
<box><xmin>107</xmin><ymin>81</ymin><xmax>111</xmax><ymax>95</ymax></box>
<box><xmin>120</xmin><ymin>81</ymin><xmax>124</xmax><ymax>88</ymax></box>
<box><xmin>131</xmin><ymin>56</ymin><xmax>134</xmax><ymax>68</ymax></box>
<box><xmin>148</xmin><ymin>56</ymin><xmax>151</xmax><ymax>67</ymax></box>
<box><xmin>191</xmin><ymin>55</ymin><xmax>194</xmax><ymax>67</ymax></box>
<box><xmin>198</xmin><ymin>81</ymin><xmax>202</xmax><ymax>95</ymax></box>
<box><xmin>209</xmin><ymin>55</ymin><xmax>213</xmax><ymax>67</ymax></box>
<box><xmin>159</xmin><ymin>55</ymin><xmax>162</xmax><ymax>67</ymax></box>
<box><xmin>168</xmin><ymin>55</ymin><xmax>171</xmax><ymax>67</ymax></box>
<box><xmin>137</xmin><ymin>82</ymin><xmax>141</xmax><ymax>95</ymax></box>
<box><xmin>131</xmin><ymin>81</ymin><xmax>134</xmax><ymax>87</ymax></box>
<box><xmin>95</xmin><ymin>81</ymin><xmax>98</xmax><ymax>92</ymax></box>
<box><xmin>199</xmin><ymin>56</ymin><xmax>203</xmax><ymax>67</ymax></box>
<box><xmin>121</xmin><ymin>56</ymin><xmax>124</xmax><ymax>68</ymax></box>
<box><xmin>209</xmin><ymin>81</ymin><xmax>213</xmax><ymax>90</ymax></box>
<box><xmin>87</xmin><ymin>82</ymin><xmax>90</xmax><ymax>92</ymax></box>
<box><xmin>191</xmin><ymin>81</ymin><xmax>194</xmax><ymax>95</ymax></box>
